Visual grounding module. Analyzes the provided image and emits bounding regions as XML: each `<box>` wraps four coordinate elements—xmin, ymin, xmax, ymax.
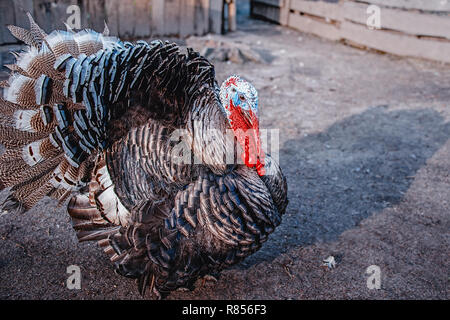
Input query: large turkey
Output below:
<box><xmin>0</xmin><ymin>14</ymin><xmax>288</xmax><ymax>298</ymax></box>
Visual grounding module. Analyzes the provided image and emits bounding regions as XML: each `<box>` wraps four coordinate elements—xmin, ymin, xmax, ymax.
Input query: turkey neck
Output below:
<box><xmin>186</xmin><ymin>87</ymin><xmax>234</xmax><ymax>175</ymax></box>
<box><xmin>104</xmin><ymin>88</ymin><xmax>229</xmax><ymax>208</ymax></box>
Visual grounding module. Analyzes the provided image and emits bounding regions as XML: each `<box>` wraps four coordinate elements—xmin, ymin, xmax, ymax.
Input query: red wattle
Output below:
<box><xmin>227</xmin><ymin>98</ymin><xmax>265</xmax><ymax>176</ymax></box>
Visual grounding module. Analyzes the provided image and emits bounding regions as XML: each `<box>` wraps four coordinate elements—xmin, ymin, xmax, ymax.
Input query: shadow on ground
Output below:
<box><xmin>240</xmin><ymin>106</ymin><xmax>450</xmax><ymax>267</ymax></box>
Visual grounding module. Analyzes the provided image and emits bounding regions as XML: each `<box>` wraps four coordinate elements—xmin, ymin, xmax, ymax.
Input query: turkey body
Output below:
<box><xmin>0</xmin><ymin>15</ymin><xmax>288</xmax><ymax>297</ymax></box>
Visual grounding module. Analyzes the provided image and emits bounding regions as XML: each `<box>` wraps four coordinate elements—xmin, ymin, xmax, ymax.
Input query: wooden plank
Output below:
<box><xmin>33</xmin><ymin>0</ymin><xmax>79</xmax><ymax>33</ymax></box>
<box><xmin>164</xmin><ymin>0</ymin><xmax>181</xmax><ymax>36</ymax></box>
<box><xmin>2</xmin><ymin>0</ymin><xmax>208</xmax><ymax>39</ymax></box>
<box><xmin>252</xmin><ymin>2</ymin><xmax>283</xmax><ymax>23</ymax></box>
<box><xmin>117</xmin><ymin>0</ymin><xmax>135</xmax><ymax>37</ymax></box>
<box><xmin>290</xmin><ymin>0</ymin><xmax>342</xmax><ymax>21</ymax></box>
<box><xmin>82</xmin><ymin>0</ymin><xmax>107</xmax><ymax>32</ymax></box>
<box><xmin>252</xmin><ymin>0</ymin><xmax>290</xmax><ymax>24</ymax></box>
<box><xmin>179</xmin><ymin>0</ymin><xmax>195</xmax><ymax>37</ymax></box>
<box><xmin>151</xmin><ymin>0</ymin><xmax>166</xmax><ymax>36</ymax></box>
<box><xmin>105</xmin><ymin>0</ymin><xmax>152</xmax><ymax>38</ymax></box>
<box><xmin>105</xmin><ymin>0</ymin><xmax>119</xmax><ymax>36</ymax></box>
<box><xmin>13</xmin><ymin>0</ymin><xmax>34</xmax><ymax>28</ymax></box>
<box><xmin>341</xmin><ymin>20</ymin><xmax>450</xmax><ymax>64</ymax></box>
<box><xmin>0</xmin><ymin>0</ymin><xmax>17</xmax><ymax>44</ymax></box>
<box><xmin>209</xmin><ymin>0</ymin><xmax>223</xmax><ymax>34</ymax></box>
<box><xmin>194</xmin><ymin>0</ymin><xmax>210</xmax><ymax>35</ymax></box>
<box><xmin>253</xmin><ymin>0</ymin><xmax>285</xmax><ymax>7</ymax></box>
<box><xmin>288</xmin><ymin>12</ymin><xmax>341</xmax><ymax>41</ymax></box>
<box><xmin>344</xmin><ymin>1</ymin><xmax>450</xmax><ymax>40</ymax></box>
<box><xmin>280</xmin><ymin>0</ymin><xmax>291</xmax><ymax>25</ymax></box>
<box><xmin>133</xmin><ymin>0</ymin><xmax>152</xmax><ymax>37</ymax></box>
<box><xmin>228</xmin><ymin>0</ymin><xmax>237</xmax><ymax>32</ymax></box>
<box><xmin>351</xmin><ymin>0</ymin><xmax>450</xmax><ymax>12</ymax></box>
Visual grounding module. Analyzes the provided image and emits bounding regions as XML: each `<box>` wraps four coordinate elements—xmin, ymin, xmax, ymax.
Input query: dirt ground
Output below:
<box><xmin>0</xmin><ymin>6</ymin><xmax>449</xmax><ymax>300</ymax></box>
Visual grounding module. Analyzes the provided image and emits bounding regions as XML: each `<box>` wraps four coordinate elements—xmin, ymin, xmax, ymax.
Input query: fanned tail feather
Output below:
<box><xmin>0</xmin><ymin>13</ymin><xmax>116</xmax><ymax>213</ymax></box>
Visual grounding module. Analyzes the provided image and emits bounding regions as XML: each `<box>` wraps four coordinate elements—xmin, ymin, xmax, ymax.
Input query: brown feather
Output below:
<box><xmin>7</xmin><ymin>25</ymin><xmax>40</xmax><ymax>48</ymax></box>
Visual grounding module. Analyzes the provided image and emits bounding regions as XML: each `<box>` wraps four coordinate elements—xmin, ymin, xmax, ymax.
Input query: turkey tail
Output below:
<box><xmin>0</xmin><ymin>14</ymin><xmax>118</xmax><ymax>213</ymax></box>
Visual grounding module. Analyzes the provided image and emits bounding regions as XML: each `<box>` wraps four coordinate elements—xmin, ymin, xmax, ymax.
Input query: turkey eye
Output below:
<box><xmin>239</xmin><ymin>94</ymin><xmax>246</xmax><ymax>101</ymax></box>
<box><xmin>231</xmin><ymin>88</ymin><xmax>237</xmax><ymax>93</ymax></box>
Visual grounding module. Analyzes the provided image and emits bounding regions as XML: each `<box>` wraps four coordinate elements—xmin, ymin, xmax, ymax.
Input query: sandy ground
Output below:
<box><xmin>0</xmin><ymin>11</ymin><xmax>449</xmax><ymax>300</ymax></box>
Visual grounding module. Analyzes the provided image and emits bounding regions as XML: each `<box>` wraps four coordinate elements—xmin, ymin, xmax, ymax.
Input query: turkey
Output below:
<box><xmin>0</xmin><ymin>14</ymin><xmax>288</xmax><ymax>298</ymax></box>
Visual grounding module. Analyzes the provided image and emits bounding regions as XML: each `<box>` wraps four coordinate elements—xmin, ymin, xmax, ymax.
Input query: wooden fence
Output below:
<box><xmin>251</xmin><ymin>0</ymin><xmax>450</xmax><ymax>64</ymax></box>
<box><xmin>0</xmin><ymin>0</ymin><xmax>224</xmax><ymax>45</ymax></box>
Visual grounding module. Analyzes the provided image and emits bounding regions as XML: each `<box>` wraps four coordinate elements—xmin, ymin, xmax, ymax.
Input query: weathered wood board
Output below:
<box><xmin>0</xmin><ymin>0</ymin><xmax>224</xmax><ymax>45</ymax></box>
<box><xmin>256</xmin><ymin>0</ymin><xmax>285</xmax><ymax>6</ymax></box>
<box><xmin>82</xmin><ymin>0</ymin><xmax>108</xmax><ymax>33</ymax></box>
<box><xmin>0</xmin><ymin>0</ymin><xmax>17</xmax><ymax>44</ymax></box>
<box><xmin>228</xmin><ymin>0</ymin><xmax>237</xmax><ymax>32</ymax></box>
<box><xmin>290</xmin><ymin>0</ymin><xmax>342</xmax><ymax>21</ymax></box>
<box><xmin>33</xmin><ymin>0</ymin><xmax>79</xmax><ymax>33</ymax></box>
<box><xmin>341</xmin><ymin>19</ymin><xmax>450</xmax><ymax>64</ymax></box>
<box><xmin>12</xmin><ymin>0</ymin><xmax>34</xmax><ymax>31</ymax></box>
<box><xmin>252</xmin><ymin>0</ymin><xmax>450</xmax><ymax>64</ymax></box>
<box><xmin>252</xmin><ymin>1</ymin><xmax>282</xmax><ymax>23</ymax></box>
<box><xmin>288</xmin><ymin>12</ymin><xmax>341</xmax><ymax>41</ymax></box>
<box><xmin>251</xmin><ymin>0</ymin><xmax>290</xmax><ymax>25</ymax></box>
<box><xmin>344</xmin><ymin>1</ymin><xmax>450</xmax><ymax>40</ymax></box>
<box><xmin>195</xmin><ymin>0</ymin><xmax>211</xmax><ymax>35</ymax></box>
<box><xmin>209</xmin><ymin>0</ymin><xmax>223</xmax><ymax>34</ymax></box>
<box><xmin>352</xmin><ymin>0</ymin><xmax>450</xmax><ymax>12</ymax></box>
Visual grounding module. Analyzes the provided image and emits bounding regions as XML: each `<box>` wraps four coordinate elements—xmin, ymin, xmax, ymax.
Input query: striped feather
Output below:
<box><xmin>0</xmin><ymin>126</ymin><xmax>48</xmax><ymax>148</ymax></box>
<box><xmin>26</xmin><ymin>12</ymin><xmax>47</xmax><ymax>46</ymax></box>
<box><xmin>7</xmin><ymin>25</ymin><xmax>40</xmax><ymax>48</ymax></box>
<box><xmin>15</xmin><ymin>45</ymin><xmax>57</xmax><ymax>79</ymax></box>
<box><xmin>22</xmin><ymin>137</ymin><xmax>60</xmax><ymax>166</ymax></box>
<box><xmin>13</xmin><ymin>109</ymin><xmax>37</xmax><ymax>132</ymax></box>
<box><xmin>0</xmin><ymin>154</ymin><xmax>62</xmax><ymax>189</ymax></box>
<box><xmin>5</xmin><ymin>74</ymin><xmax>37</xmax><ymax>106</ymax></box>
<box><xmin>45</xmin><ymin>30</ymin><xmax>80</xmax><ymax>58</ymax></box>
<box><xmin>73</xmin><ymin>30</ymin><xmax>104</xmax><ymax>56</ymax></box>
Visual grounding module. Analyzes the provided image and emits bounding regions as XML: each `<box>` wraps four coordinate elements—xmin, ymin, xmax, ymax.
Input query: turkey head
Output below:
<box><xmin>220</xmin><ymin>75</ymin><xmax>265</xmax><ymax>176</ymax></box>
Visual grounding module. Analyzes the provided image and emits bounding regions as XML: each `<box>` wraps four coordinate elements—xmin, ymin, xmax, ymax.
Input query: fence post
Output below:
<box><xmin>226</xmin><ymin>0</ymin><xmax>236</xmax><ymax>32</ymax></box>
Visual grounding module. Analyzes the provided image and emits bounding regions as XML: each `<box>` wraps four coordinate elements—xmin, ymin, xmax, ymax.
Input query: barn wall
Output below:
<box><xmin>0</xmin><ymin>0</ymin><xmax>224</xmax><ymax>45</ymax></box>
